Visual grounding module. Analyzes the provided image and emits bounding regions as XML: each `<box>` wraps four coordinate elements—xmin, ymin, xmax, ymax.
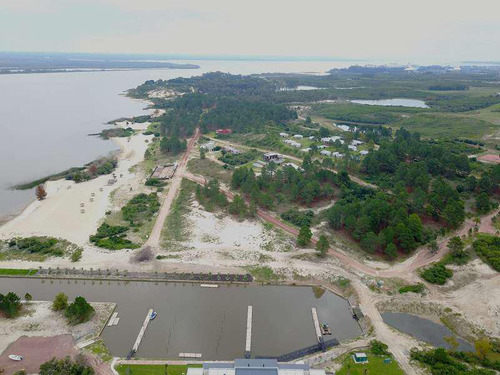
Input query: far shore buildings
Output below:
<box><xmin>216</xmin><ymin>129</ymin><xmax>233</xmax><ymax>135</ymax></box>
<box><xmin>279</xmin><ymin>132</ymin><xmax>289</xmax><ymax>138</ymax></box>
<box><xmin>187</xmin><ymin>359</ymin><xmax>325</xmax><ymax>375</ymax></box>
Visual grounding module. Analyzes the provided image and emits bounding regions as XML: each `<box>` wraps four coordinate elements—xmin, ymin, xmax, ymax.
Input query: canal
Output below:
<box><xmin>0</xmin><ymin>278</ymin><xmax>362</xmax><ymax>360</ymax></box>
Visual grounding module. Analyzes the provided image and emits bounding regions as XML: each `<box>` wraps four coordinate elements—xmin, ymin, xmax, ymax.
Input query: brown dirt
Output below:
<box><xmin>0</xmin><ymin>335</ymin><xmax>78</xmax><ymax>375</ymax></box>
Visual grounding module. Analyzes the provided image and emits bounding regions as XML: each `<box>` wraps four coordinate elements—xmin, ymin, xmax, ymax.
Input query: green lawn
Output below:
<box><xmin>336</xmin><ymin>354</ymin><xmax>404</xmax><ymax>375</ymax></box>
<box><xmin>0</xmin><ymin>268</ymin><xmax>36</xmax><ymax>276</ymax></box>
<box><xmin>115</xmin><ymin>364</ymin><xmax>202</xmax><ymax>375</ymax></box>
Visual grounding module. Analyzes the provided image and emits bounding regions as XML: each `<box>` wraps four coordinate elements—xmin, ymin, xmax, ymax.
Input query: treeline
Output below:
<box><xmin>428</xmin><ymin>83</ymin><xmax>469</xmax><ymax>91</ymax></box>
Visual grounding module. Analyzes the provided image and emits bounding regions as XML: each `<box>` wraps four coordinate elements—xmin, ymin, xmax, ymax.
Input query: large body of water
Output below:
<box><xmin>0</xmin><ymin>278</ymin><xmax>361</xmax><ymax>360</ymax></box>
<box><xmin>0</xmin><ymin>60</ymin><xmax>355</xmax><ymax>223</ymax></box>
<box><xmin>382</xmin><ymin>312</ymin><xmax>474</xmax><ymax>352</ymax></box>
<box><xmin>350</xmin><ymin>98</ymin><xmax>429</xmax><ymax>108</ymax></box>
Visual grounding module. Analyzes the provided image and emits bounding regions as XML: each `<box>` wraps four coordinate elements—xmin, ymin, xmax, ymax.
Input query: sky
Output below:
<box><xmin>1</xmin><ymin>0</ymin><xmax>500</xmax><ymax>64</ymax></box>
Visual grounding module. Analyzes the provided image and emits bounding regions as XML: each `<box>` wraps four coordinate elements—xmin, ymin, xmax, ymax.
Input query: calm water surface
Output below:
<box><xmin>0</xmin><ymin>278</ymin><xmax>361</xmax><ymax>359</ymax></box>
<box><xmin>0</xmin><ymin>60</ymin><xmax>353</xmax><ymax>222</ymax></box>
<box><xmin>382</xmin><ymin>312</ymin><xmax>474</xmax><ymax>352</ymax></box>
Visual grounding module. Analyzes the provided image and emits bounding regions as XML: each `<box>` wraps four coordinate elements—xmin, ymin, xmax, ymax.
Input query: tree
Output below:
<box><xmin>428</xmin><ymin>240</ymin><xmax>439</xmax><ymax>254</ymax></box>
<box><xmin>476</xmin><ymin>192</ymin><xmax>491</xmax><ymax>214</ymax></box>
<box><xmin>475</xmin><ymin>338</ymin><xmax>493</xmax><ymax>360</ymax></box>
<box><xmin>65</xmin><ymin>296</ymin><xmax>95</xmax><ymax>325</ymax></box>
<box><xmin>52</xmin><ymin>292</ymin><xmax>68</xmax><ymax>311</ymax></box>
<box><xmin>297</xmin><ymin>226</ymin><xmax>312</xmax><ymax>247</ymax></box>
<box><xmin>385</xmin><ymin>243</ymin><xmax>398</xmax><ymax>260</ymax></box>
<box><xmin>36</xmin><ymin>185</ymin><xmax>47</xmax><ymax>200</ymax></box>
<box><xmin>369</xmin><ymin>340</ymin><xmax>389</xmax><ymax>356</ymax></box>
<box><xmin>199</xmin><ymin>147</ymin><xmax>206</xmax><ymax>159</ymax></box>
<box><xmin>316</xmin><ymin>235</ymin><xmax>329</xmax><ymax>257</ymax></box>
<box><xmin>229</xmin><ymin>194</ymin><xmax>247</xmax><ymax>216</ymax></box>
<box><xmin>40</xmin><ymin>356</ymin><xmax>94</xmax><ymax>375</ymax></box>
<box><xmin>447</xmin><ymin>236</ymin><xmax>464</xmax><ymax>258</ymax></box>
<box><xmin>0</xmin><ymin>292</ymin><xmax>22</xmax><ymax>318</ymax></box>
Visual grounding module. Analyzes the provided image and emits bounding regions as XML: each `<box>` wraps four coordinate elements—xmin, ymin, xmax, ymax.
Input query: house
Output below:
<box><xmin>223</xmin><ymin>146</ymin><xmax>240</xmax><ymax>154</ymax></box>
<box><xmin>337</xmin><ymin>124</ymin><xmax>350</xmax><ymax>132</ymax></box>
<box><xmin>279</xmin><ymin>132</ymin><xmax>289</xmax><ymax>138</ymax></box>
<box><xmin>320</xmin><ymin>150</ymin><xmax>332</xmax><ymax>156</ymax></box>
<box><xmin>285</xmin><ymin>139</ymin><xmax>301</xmax><ymax>148</ymax></box>
<box><xmin>200</xmin><ymin>142</ymin><xmax>216</xmax><ymax>151</ymax></box>
<box><xmin>332</xmin><ymin>152</ymin><xmax>344</xmax><ymax>158</ymax></box>
<box><xmin>284</xmin><ymin>139</ymin><xmax>294</xmax><ymax>145</ymax></box>
<box><xmin>301</xmin><ymin>148</ymin><xmax>312</xmax><ymax>153</ymax></box>
<box><xmin>151</xmin><ymin>163</ymin><xmax>178</xmax><ymax>180</ymax></box>
<box><xmin>320</xmin><ymin>137</ymin><xmax>332</xmax><ymax>143</ymax></box>
<box><xmin>360</xmin><ymin>150</ymin><xmax>369</xmax><ymax>155</ymax></box>
<box><xmin>283</xmin><ymin>162</ymin><xmax>303</xmax><ymax>171</ymax></box>
<box><xmin>216</xmin><ymin>129</ymin><xmax>232</xmax><ymax>135</ymax></box>
<box><xmin>353</xmin><ymin>353</ymin><xmax>368</xmax><ymax>364</ymax></box>
<box><xmin>351</xmin><ymin>140</ymin><xmax>364</xmax><ymax>146</ymax></box>
<box><xmin>187</xmin><ymin>359</ymin><xmax>325</xmax><ymax>375</ymax></box>
<box><xmin>263</xmin><ymin>152</ymin><xmax>284</xmax><ymax>164</ymax></box>
<box><xmin>348</xmin><ymin>145</ymin><xmax>358</xmax><ymax>151</ymax></box>
<box><xmin>317</xmin><ymin>145</ymin><xmax>327</xmax><ymax>149</ymax></box>
<box><xmin>293</xmin><ymin>134</ymin><xmax>303</xmax><ymax>139</ymax></box>
<box><xmin>308</xmin><ymin>136</ymin><xmax>315</xmax><ymax>140</ymax></box>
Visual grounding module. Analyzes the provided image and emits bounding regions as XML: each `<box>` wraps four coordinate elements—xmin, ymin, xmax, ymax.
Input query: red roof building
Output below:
<box><xmin>216</xmin><ymin>129</ymin><xmax>232</xmax><ymax>135</ymax></box>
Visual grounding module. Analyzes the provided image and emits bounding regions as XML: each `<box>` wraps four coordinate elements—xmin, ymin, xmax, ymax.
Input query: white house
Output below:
<box><xmin>332</xmin><ymin>151</ymin><xmax>344</xmax><ymax>158</ymax></box>
<box><xmin>317</xmin><ymin>145</ymin><xmax>327</xmax><ymax>149</ymax></box>
<box><xmin>308</xmin><ymin>136</ymin><xmax>315</xmax><ymax>140</ymax></box>
<box><xmin>301</xmin><ymin>148</ymin><xmax>312</xmax><ymax>153</ymax></box>
<box><xmin>337</xmin><ymin>124</ymin><xmax>350</xmax><ymax>132</ymax></box>
<box><xmin>279</xmin><ymin>132</ymin><xmax>289</xmax><ymax>138</ymax></box>
<box><xmin>290</xmin><ymin>141</ymin><xmax>301</xmax><ymax>148</ymax></box>
<box><xmin>351</xmin><ymin>140</ymin><xmax>364</xmax><ymax>146</ymax></box>
<box><xmin>200</xmin><ymin>141</ymin><xmax>215</xmax><ymax>151</ymax></box>
<box><xmin>348</xmin><ymin>145</ymin><xmax>358</xmax><ymax>151</ymax></box>
<box><xmin>320</xmin><ymin>137</ymin><xmax>332</xmax><ymax>143</ymax></box>
<box><xmin>293</xmin><ymin>134</ymin><xmax>303</xmax><ymax>139</ymax></box>
<box><xmin>224</xmin><ymin>146</ymin><xmax>240</xmax><ymax>154</ymax></box>
<box><xmin>320</xmin><ymin>150</ymin><xmax>332</xmax><ymax>156</ymax></box>
<box><xmin>284</xmin><ymin>139</ymin><xmax>294</xmax><ymax>145</ymax></box>
<box><xmin>360</xmin><ymin>150</ymin><xmax>369</xmax><ymax>155</ymax></box>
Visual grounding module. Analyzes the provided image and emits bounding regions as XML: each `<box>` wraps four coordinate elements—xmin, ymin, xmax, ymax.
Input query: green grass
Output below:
<box><xmin>86</xmin><ymin>340</ymin><xmax>113</xmax><ymax>362</ymax></box>
<box><xmin>187</xmin><ymin>158</ymin><xmax>232</xmax><ymax>184</ymax></box>
<box><xmin>115</xmin><ymin>364</ymin><xmax>202</xmax><ymax>375</ymax></box>
<box><xmin>336</xmin><ymin>354</ymin><xmax>404</xmax><ymax>375</ymax></box>
<box><xmin>246</xmin><ymin>265</ymin><xmax>280</xmax><ymax>282</ymax></box>
<box><xmin>162</xmin><ymin>179</ymin><xmax>196</xmax><ymax>245</ymax></box>
<box><xmin>0</xmin><ymin>268</ymin><xmax>36</xmax><ymax>276</ymax></box>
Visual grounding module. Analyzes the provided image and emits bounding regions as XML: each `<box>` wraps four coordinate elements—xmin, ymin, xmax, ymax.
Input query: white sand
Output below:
<box><xmin>0</xmin><ymin>133</ymin><xmax>152</xmax><ymax>247</ymax></box>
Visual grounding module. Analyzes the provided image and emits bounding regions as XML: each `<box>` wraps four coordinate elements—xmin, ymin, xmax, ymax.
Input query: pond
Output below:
<box><xmin>0</xmin><ymin>278</ymin><xmax>362</xmax><ymax>360</ymax></box>
<box><xmin>350</xmin><ymin>98</ymin><xmax>429</xmax><ymax>108</ymax></box>
<box><xmin>382</xmin><ymin>312</ymin><xmax>474</xmax><ymax>352</ymax></box>
<box><xmin>279</xmin><ymin>86</ymin><xmax>323</xmax><ymax>91</ymax></box>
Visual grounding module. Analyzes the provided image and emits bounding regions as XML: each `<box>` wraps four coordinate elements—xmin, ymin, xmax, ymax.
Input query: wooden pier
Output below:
<box><xmin>311</xmin><ymin>307</ymin><xmax>326</xmax><ymax>351</ymax></box>
<box><xmin>245</xmin><ymin>306</ymin><xmax>253</xmax><ymax>358</ymax></box>
<box><xmin>132</xmin><ymin>309</ymin><xmax>153</xmax><ymax>354</ymax></box>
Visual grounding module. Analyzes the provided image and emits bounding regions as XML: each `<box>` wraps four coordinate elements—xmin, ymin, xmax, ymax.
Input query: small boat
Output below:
<box><xmin>321</xmin><ymin>323</ymin><xmax>331</xmax><ymax>335</ymax></box>
<box><xmin>9</xmin><ymin>355</ymin><xmax>23</xmax><ymax>361</ymax></box>
<box><xmin>150</xmin><ymin>311</ymin><xmax>157</xmax><ymax>320</ymax></box>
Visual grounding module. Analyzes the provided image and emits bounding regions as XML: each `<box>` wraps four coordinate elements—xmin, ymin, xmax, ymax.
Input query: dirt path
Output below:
<box><xmin>145</xmin><ymin>128</ymin><xmax>200</xmax><ymax>248</ymax></box>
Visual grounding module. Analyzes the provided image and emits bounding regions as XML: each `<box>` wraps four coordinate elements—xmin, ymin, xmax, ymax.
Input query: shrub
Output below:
<box><xmin>71</xmin><ymin>248</ymin><xmax>83</xmax><ymax>262</ymax></box>
<box><xmin>40</xmin><ymin>356</ymin><xmax>94</xmax><ymax>375</ymax></box>
<box><xmin>399</xmin><ymin>283</ymin><xmax>425</xmax><ymax>294</ymax></box>
<box><xmin>280</xmin><ymin>209</ymin><xmax>314</xmax><ymax>227</ymax></box>
<box><xmin>53</xmin><ymin>292</ymin><xmax>68</xmax><ymax>311</ymax></box>
<box><xmin>0</xmin><ymin>292</ymin><xmax>22</xmax><ymax>318</ymax></box>
<box><xmin>473</xmin><ymin>234</ymin><xmax>500</xmax><ymax>271</ymax></box>
<box><xmin>421</xmin><ymin>263</ymin><xmax>453</xmax><ymax>285</ymax></box>
<box><xmin>65</xmin><ymin>296</ymin><xmax>95</xmax><ymax>325</ymax></box>
<box><xmin>370</xmin><ymin>340</ymin><xmax>390</xmax><ymax>356</ymax></box>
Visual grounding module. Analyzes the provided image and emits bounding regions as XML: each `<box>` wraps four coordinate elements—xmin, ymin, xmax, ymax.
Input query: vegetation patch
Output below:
<box><xmin>398</xmin><ymin>283</ymin><xmax>425</xmax><ymax>294</ymax></box>
<box><xmin>116</xmin><ymin>364</ymin><xmax>202</xmax><ymax>375</ymax></box>
<box><xmin>421</xmin><ymin>263</ymin><xmax>453</xmax><ymax>285</ymax></box>
<box><xmin>0</xmin><ymin>268</ymin><xmax>36</xmax><ymax>276</ymax></box>
<box><xmin>246</xmin><ymin>265</ymin><xmax>280</xmax><ymax>282</ymax></box>
<box><xmin>86</xmin><ymin>340</ymin><xmax>113</xmax><ymax>362</ymax></box>
<box><xmin>89</xmin><ymin>223</ymin><xmax>140</xmax><ymax>250</ymax></box>
<box><xmin>162</xmin><ymin>179</ymin><xmax>196</xmax><ymax>244</ymax></box>
<box><xmin>121</xmin><ymin>193</ymin><xmax>160</xmax><ymax>226</ymax></box>
<box><xmin>0</xmin><ymin>237</ymin><xmax>82</xmax><ymax>261</ymax></box>
<box><xmin>100</xmin><ymin>127</ymin><xmax>134</xmax><ymax>139</ymax></box>
<box><xmin>472</xmin><ymin>234</ymin><xmax>500</xmax><ymax>271</ymax></box>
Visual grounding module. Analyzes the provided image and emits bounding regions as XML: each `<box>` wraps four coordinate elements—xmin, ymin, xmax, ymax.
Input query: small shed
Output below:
<box><xmin>353</xmin><ymin>353</ymin><xmax>368</xmax><ymax>364</ymax></box>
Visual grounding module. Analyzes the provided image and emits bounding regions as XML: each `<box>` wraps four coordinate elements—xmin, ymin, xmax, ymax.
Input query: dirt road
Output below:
<box><xmin>145</xmin><ymin>128</ymin><xmax>200</xmax><ymax>248</ymax></box>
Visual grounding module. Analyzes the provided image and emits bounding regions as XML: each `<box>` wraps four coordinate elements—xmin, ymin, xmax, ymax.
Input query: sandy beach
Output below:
<box><xmin>0</xmin><ymin>131</ymin><xmax>153</xmax><ymax>248</ymax></box>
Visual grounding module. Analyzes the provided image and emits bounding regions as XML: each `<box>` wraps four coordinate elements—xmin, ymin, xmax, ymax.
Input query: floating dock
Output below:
<box><xmin>132</xmin><ymin>309</ymin><xmax>154</xmax><ymax>354</ymax></box>
<box><xmin>311</xmin><ymin>307</ymin><xmax>326</xmax><ymax>351</ymax></box>
<box><xmin>200</xmin><ymin>284</ymin><xmax>218</xmax><ymax>288</ymax></box>
<box><xmin>108</xmin><ymin>312</ymin><xmax>118</xmax><ymax>327</ymax></box>
<box><xmin>245</xmin><ymin>306</ymin><xmax>253</xmax><ymax>358</ymax></box>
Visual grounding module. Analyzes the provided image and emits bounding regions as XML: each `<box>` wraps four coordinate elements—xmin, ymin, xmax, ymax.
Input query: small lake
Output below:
<box><xmin>350</xmin><ymin>98</ymin><xmax>429</xmax><ymax>108</ymax></box>
<box><xmin>279</xmin><ymin>86</ymin><xmax>323</xmax><ymax>91</ymax></box>
<box><xmin>0</xmin><ymin>278</ymin><xmax>362</xmax><ymax>360</ymax></box>
<box><xmin>382</xmin><ymin>312</ymin><xmax>474</xmax><ymax>352</ymax></box>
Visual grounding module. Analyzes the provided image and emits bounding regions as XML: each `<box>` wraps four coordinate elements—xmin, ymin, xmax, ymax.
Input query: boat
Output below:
<box><xmin>321</xmin><ymin>323</ymin><xmax>331</xmax><ymax>335</ymax></box>
<box><xmin>150</xmin><ymin>311</ymin><xmax>157</xmax><ymax>320</ymax></box>
<box><xmin>9</xmin><ymin>355</ymin><xmax>23</xmax><ymax>361</ymax></box>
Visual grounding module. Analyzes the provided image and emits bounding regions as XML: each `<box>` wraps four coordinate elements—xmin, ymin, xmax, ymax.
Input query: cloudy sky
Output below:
<box><xmin>1</xmin><ymin>0</ymin><xmax>499</xmax><ymax>63</ymax></box>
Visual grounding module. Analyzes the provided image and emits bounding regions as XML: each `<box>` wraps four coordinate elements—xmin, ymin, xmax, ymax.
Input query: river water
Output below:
<box><xmin>0</xmin><ymin>59</ymin><xmax>355</xmax><ymax>223</ymax></box>
<box><xmin>0</xmin><ymin>278</ymin><xmax>361</xmax><ymax>360</ymax></box>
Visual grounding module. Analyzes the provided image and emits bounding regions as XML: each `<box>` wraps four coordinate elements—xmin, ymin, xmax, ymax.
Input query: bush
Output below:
<box><xmin>15</xmin><ymin>237</ymin><xmax>63</xmax><ymax>256</ymax></box>
<box><xmin>89</xmin><ymin>223</ymin><xmax>139</xmax><ymax>250</ymax></box>
<box><xmin>421</xmin><ymin>263</ymin><xmax>453</xmax><ymax>285</ymax></box>
<box><xmin>40</xmin><ymin>356</ymin><xmax>94</xmax><ymax>375</ymax></box>
<box><xmin>145</xmin><ymin>178</ymin><xmax>166</xmax><ymax>187</ymax></box>
<box><xmin>0</xmin><ymin>292</ymin><xmax>22</xmax><ymax>318</ymax></box>
<box><xmin>473</xmin><ymin>234</ymin><xmax>500</xmax><ymax>271</ymax></box>
<box><xmin>121</xmin><ymin>193</ymin><xmax>160</xmax><ymax>225</ymax></box>
<box><xmin>370</xmin><ymin>340</ymin><xmax>390</xmax><ymax>356</ymax></box>
<box><xmin>53</xmin><ymin>292</ymin><xmax>68</xmax><ymax>311</ymax></box>
<box><xmin>280</xmin><ymin>209</ymin><xmax>314</xmax><ymax>227</ymax></box>
<box><xmin>65</xmin><ymin>296</ymin><xmax>95</xmax><ymax>325</ymax></box>
<box><xmin>71</xmin><ymin>248</ymin><xmax>83</xmax><ymax>262</ymax></box>
<box><xmin>399</xmin><ymin>283</ymin><xmax>425</xmax><ymax>294</ymax></box>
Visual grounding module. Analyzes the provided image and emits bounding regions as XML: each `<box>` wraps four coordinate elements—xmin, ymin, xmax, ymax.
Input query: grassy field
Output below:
<box><xmin>187</xmin><ymin>158</ymin><xmax>232</xmax><ymax>185</ymax></box>
<box><xmin>336</xmin><ymin>353</ymin><xmax>404</xmax><ymax>375</ymax></box>
<box><xmin>0</xmin><ymin>268</ymin><xmax>36</xmax><ymax>276</ymax></box>
<box><xmin>115</xmin><ymin>364</ymin><xmax>202</xmax><ymax>375</ymax></box>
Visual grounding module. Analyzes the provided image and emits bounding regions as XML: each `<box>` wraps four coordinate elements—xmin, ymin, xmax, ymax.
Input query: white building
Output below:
<box><xmin>293</xmin><ymin>134</ymin><xmax>303</xmax><ymax>139</ymax></box>
<box><xmin>283</xmin><ymin>162</ymin><xmax>303</xmax><ymax>171</ymax></box>
<box><xmin>224</xmin><ymin>146</ymin><xmax>241</xmax><ymax>154</ymax></box>
<box><xmin>348</xmin><ymin>145</ymin><xmax>358</xmax><ymax>151</ymax></box>
<box><xmin>317</xmin><ymin>145</ymin><xmax>326</xmax><ymax>149</ymax></box>
<box><xmin>263</xmin><ymin>153</ymin><xmax>284</xmax><ymax>164</ymax></box>
<box><xmin>320</xmin><ymin>150</ymin><xmax>332</xmax><ymax>156</ymax></box>
<box><xmin>187</xmin><ymin>359</ymin><xmax>325</xmax><ymax>375</ymax></box>
<box><xmin>308</xmin><ymin>136</ymin><xmax>315</xmax><ymax>140</ymax></box>
<box><xmin>200</xmin><ymin>142</ymin><xmax>216</xmax><ymax>151</ymax></box>
<box><xmin>332</xmin><ymin>151</ymin><xmax>344</xmax><ymax>158</ymax></box>
<box><xmin>351</xmin><ymin>140</ymin><xmax>364</xmax><ymax>146</ymax></box>
<box><xmin>279</xmin><ymin>132</ymin><xmax>289</xmax><ymax>138</ymax></box>
<box><xmin>301</xmin><ymin>147</ymin><xmax>312</xmax><ymax>153</ymax></box>
<box><xmin>360</xmin><ymin>150</ymin><xmax>369</xmax><ymax>155</ymax></box>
